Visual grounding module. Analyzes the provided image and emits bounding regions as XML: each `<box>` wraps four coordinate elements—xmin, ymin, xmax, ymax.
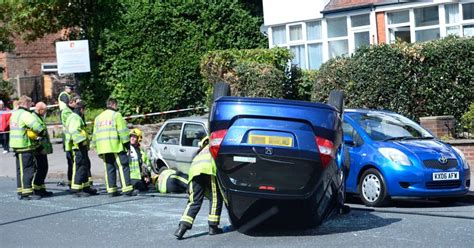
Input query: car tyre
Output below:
<box><xmin>358</xmin><ymin>168</ymin><xmax>389</xmax><ymax>207</ymax></box>
<box><xmin>212</xmin><ymin>81</ymin><xmax>231</xmax><ymax>101</ymax></box>
<box><xmin>328</xmin><ymin>90</ymin><xmax>344</xmax><ymax>114</ymax></box>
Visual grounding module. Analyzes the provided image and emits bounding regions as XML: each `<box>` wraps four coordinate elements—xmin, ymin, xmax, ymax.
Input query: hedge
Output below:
<box><xmin>313</xmin><ymin>36</ymin><xmax>474</xmax><ymax>121</ymax></box>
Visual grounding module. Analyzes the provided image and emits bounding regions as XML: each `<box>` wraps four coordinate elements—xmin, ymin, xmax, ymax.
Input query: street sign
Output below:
<box><xmin>55</xmin><ymin>40</ymin><xmax>91</xmax><ymax>74</ymax></box>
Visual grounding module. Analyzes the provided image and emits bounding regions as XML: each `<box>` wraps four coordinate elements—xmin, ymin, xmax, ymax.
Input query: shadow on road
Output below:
<box><xmin>242</xmin><ymin>211</ymin><xmax>401</xmax><ymax>237</ymax></box>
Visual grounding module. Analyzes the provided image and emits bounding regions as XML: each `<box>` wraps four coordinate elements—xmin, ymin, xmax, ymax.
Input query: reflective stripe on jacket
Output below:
<box><xmin>58</xmin><ymin>91</ymin><xmax>70</xmax><ymax>111</ymax></box>
<box><xmin>9</xmin><ymin>108</ymin><xmax>45</xmax><ymax>150</ymax></box>
<box><xmin>65</xmin><ymin>112</ymin><xmax>87</xmax><ymax>150</ymax></box>
<box><xmin>92</xmin><ymin>109</ymin><xmax>129</xmax><ymax>154</ymax></box>
<box><xmin>187</xmin><ymin>146</ymin><xmax>216</xmax><ymax>183</ymax></box>
<box><xmin>129</xmin><ymin>145</ymin><xmax>150</xmax><ymax>180</ymax></box>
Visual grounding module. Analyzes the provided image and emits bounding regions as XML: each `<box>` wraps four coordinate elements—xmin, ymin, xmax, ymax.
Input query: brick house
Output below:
<box><xmin>263</xmin><ymin>0</ymin><xmax>474</xmax><ymax>69</ymax></box>
<box><xmin>0</xmin><ymin>32</ymin><xmax>64</xmax><ymax>102</ymax></box>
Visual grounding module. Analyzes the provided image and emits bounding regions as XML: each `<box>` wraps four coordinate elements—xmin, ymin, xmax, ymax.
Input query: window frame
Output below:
<box><xmin>157</xmin><ymin>122</ymin><xmax>183</xmax><ymax>145</ymax></box>
<box><xmin>181</xmin><ymin>122</ymin><xmax>207</xmax><ymax>147</ymax></box>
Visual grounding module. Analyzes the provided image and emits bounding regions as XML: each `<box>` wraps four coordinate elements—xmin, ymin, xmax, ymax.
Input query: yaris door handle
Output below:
<box><xmin>179</xmin><ymin>149</ymin><xmax>185</xmax><ymax>152</ymax></box>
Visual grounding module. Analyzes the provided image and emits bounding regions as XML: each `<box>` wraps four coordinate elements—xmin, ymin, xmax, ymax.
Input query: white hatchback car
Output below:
<box><xmin>148</xmin><ymin>116</ymin><xmax>209</xmax><ymax>173</ymax></box>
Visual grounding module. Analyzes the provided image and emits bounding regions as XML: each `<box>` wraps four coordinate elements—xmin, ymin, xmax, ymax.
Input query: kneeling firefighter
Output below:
<box><xmin>174</xmin><ymin>137</ymin><xmax>223</xmax><ymax>239</ymax></box>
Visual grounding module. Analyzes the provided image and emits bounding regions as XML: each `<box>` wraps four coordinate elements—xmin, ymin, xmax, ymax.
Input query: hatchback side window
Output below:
<box><xmin>157</xmin><ymin>122</ymin><xmax>182</xmax><ymax>145</ymax></box>
<box><xmin>343</xmin><ymin>121</ymin><xmax>363</xmax><ymax>146</ymax></box>
<box><xmin>182</xmin><ymin>123</ymin><xmax>207</xmax><ymax>147</ymax></box>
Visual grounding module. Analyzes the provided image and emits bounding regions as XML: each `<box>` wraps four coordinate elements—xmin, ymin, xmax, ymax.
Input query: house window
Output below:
<box><xmin>414</xmin><ymin>6</ymin><xmax>440</xmax><ymax>42</ymax></box>
<box><xmin>289</xmin><ymin>24</ymin><xmax>303</xmax><ymax>41</ymax></box>
<box><xmin>388</xmin><ymin>11</ymin><xmax>409</xmax><ymax>24</ymax></box>
<box><xmin>463</xmin><ymin>3</ymin><xmax>474</xmax><ymax>20</ymax></box>
<box><xmin>328</xmin><ymin>40</ymin><xmax>348</xmax><ymax>58</ymax></box>
<box><xmin>308</xmin><ymin>43</ymin><xmax>322</xmax><ymax>69</ymax></box>
<box><xmin>415</xmin><ymin>6</ymin><xmax>439</xmax><ymax>27</ymax></box>
<box><xmin>307</xmin><ymin>21</ymin><xmax>322</xmax><ymax>40</ymax></box>
<box><xmin>351</xmin><ymin>14</ymin><xmax>370</xmax><ymax>27</ymax></box>
<box><xmin>464</xmin><ymin>24</ymin><xmax>474</xmax><ymax>37</ymax></box>
<box><xmin>354</xmin><ymin>31</ymin><xmax>370</xmax><ymax>49</ymax></box>
<box><xmin>445</xmin><ymin>4</ymin><xmax>460</xmax><ymax>36</ymax></box>
<box><xmin>387</xmin><ymin>10</ymin><xmax>411</xmax><ymax>43</ymax></box>
<box><xmin>272</xmin><ymin>25</ymin><xmax>286</xmax><ymax>45</ymax></box>
<box><xmin>327</xmin><ymin>17</ymin><xmax>348</xmax><ymax>38</ymax></box>
<box><xmin>290</xmin><ymin>45</ymin><xmax>306</xmax><ymax>68</ymax></box>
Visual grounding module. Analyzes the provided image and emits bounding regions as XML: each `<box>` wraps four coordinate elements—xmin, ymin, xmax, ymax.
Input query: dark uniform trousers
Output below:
<box><xmin>131</xmin><ymin>179</ymin><xmax>148</xmax><ymax>191</ymax></box>
<box><xmin>71</xmin><ymin>147</ymin><xmax>91</xmax><ymax>192</ymax></box>
<box><xmin>15</xmin><ymin>151</ymin><xmax>36</xmax><ymax>196</ymax></box>
<box><xmin>103</xmin><ymin>152</ymin><xmax>133</xmax><ymax>193</ymax></box>
<box><xmin>66</xmin><ymin>150</ymin><xmax>73</xmax><ymax>187</ymax></box>
<box><xmin>166</xmin><ymin>171</ymin><xmax>188</xmax><ymax>193</ymax></box>
<box><xmin>180</xmin><ymin>175</ymin><xmax>223</xmax><ymax>228</ymax></box>
<box><xmin>33</xmin><ymin>152</ymin><xmax>49</xmax><ymax>191</ymax></box>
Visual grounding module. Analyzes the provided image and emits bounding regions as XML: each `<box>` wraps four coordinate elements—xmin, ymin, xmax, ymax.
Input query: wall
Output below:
<box><xmin>449</xmin><ymin>140</ymin><xmax>474</xmax><ymax>177</ymax></box>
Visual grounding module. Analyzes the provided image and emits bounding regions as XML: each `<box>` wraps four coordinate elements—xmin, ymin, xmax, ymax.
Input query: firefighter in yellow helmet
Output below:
<box><xmin>174</xmin><ymin>136</ymin><xmax>224</xmax><ymax>239</ymax></box>
<box><xmin>128</xmin><ymin>128</ymin><xmax>152</xmax><ymax>194</ymax></box>
<box><xmin>9</xmin><ymin>96</ymin><xmax>46</xmax><ymax>200</ymax></box>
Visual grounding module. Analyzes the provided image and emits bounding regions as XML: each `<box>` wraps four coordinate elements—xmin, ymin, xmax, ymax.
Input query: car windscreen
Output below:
<box><xmin>347</xmin><ymin>111</ymin><xmax>433</xmax><ymax>141</ymax></box>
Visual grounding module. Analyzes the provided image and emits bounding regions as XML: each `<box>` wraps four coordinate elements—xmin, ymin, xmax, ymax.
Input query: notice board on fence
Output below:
<box><xmin>55</xmin><ymin>40</ymin><xmax>91</xmax><ymax>74</ymax></box>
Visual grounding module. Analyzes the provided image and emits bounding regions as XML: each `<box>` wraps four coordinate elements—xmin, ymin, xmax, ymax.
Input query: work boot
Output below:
<box><xmin>18</xmin><ymin>195</ymin><xmax>31</xmax><ymax>201</ymax></box>
<box><xmin>109</xmin><ymin>192</ymin><xmax>121</xmax><ymax>197</ymax></box>
<box><xmin>209</xmin><ymin>225</ymin><xmax>223</xmax><ymax>235</ymax></box>
<box><xmin>30</xmin><ymin>194</ymin><xmax>42</xmax><ymax>200</ymax></box>
<box><xmin>83</xmin><ymin>187</ymin><xmax>99</xmax><ymax>196</ymax></box>
<box><xmin>41</xmin><ymin>189</ymin><xmax>53</xmax><ymax>197</ymax></box>
<box><xmin>338</xmin><ymin>205</ymin><xmax>351</xmax><ymax>215</ymax></box>
<box><xmin>174</xmin><ymin>224</ymin><xmax>189</xmax><ymax>240</ymax></box>
<box><xmin>123</xmin><ymin>189</ymin><xmax>139</xmax><ymax>197</ymax></box>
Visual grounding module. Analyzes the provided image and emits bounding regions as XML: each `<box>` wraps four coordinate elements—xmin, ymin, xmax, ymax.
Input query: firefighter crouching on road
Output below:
<box><xmin>60</xmin><ymin>95</ymin><xmax>80</xmax><ymax>189</ymax></box>
<box><xmin>151</xmin><ymin>167</ymin><xmax>188</xmax><ymax>194</ymax></box>
<box><xmin>129</xmin><ymin>128</ymin><xmax>151</xmax><ymax>193</ymax></box>
<box><xmin>92</xmin><ymin>98</ymin><xmax>135</xmax><ymax>197</ymax></box>
<box><xmin>9</xmin><ymin>96</ymin><xmax>46</xmax><ymax>200</ymax></box>
<box><xmin>31</xmin><ymin>102</ymin><xmax>53</xmax><ymax>197</ymax></box>
<box><xmin>65</xmin><ymin>101</ymin><xmax>98</xmax><ymax>197</ymax></box>
<box><xmin>174</xmin><ymin>136</ymin><xmax>223</xmax><ymax>240</ymax></box>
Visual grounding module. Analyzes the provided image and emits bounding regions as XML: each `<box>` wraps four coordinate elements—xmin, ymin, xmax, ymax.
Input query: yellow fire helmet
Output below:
<box><xmin>130</xmin><ymin>128</ymin><xmax>143</xmax><ymax>142</ymax></box>
<box><xmin>26</xmin><ymin>129</ymin><xmax>39</xmax><ymax>140</ymax></box>
<box><xmin>198</xmin><ymin>136</ymin><xmax>209</xmax><ymax>148</ymax></box>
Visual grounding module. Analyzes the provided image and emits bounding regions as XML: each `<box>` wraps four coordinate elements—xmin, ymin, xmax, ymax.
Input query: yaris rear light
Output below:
<box><xmin>210</xmin><ymin>129</ymin><xmax>228</xmax><ymax>159</ymax></box>
<box><xmin>316</xmin><ymin>136</ymin><xmax>335</xmax><ymax>168</ymax></box>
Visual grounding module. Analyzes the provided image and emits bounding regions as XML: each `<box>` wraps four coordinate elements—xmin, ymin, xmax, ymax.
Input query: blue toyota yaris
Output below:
<box><xmin>343</xmin><ymin>109</ymin><xmax>471</xmax><ymax>207</ymax></box>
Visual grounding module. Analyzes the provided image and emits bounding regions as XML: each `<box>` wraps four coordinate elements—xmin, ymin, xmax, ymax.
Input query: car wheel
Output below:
<box><xmin>212</xmin><ymin>81</ymin><xmax>231</xmax><ymax>101</ymax></box>
<box><xmin>358</xmin><ymin>168</ymin><xmax>389</xmax><ymax>207</ymax></box>
<box><xmin>328</xmin><ymin>90</ymin><xmax>344</xmax><ymax>114</ymax></box>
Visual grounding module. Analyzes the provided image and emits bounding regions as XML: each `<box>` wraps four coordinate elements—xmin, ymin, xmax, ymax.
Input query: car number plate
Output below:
<box><xmin>248</xmin><ymin>135</ymin><xmax>293</xmax><ymax>147</ymax></box>
<box><xmin>432</xmin><ymin>172</ymin><xmax>459</xmax><ymax>181</ymax></box>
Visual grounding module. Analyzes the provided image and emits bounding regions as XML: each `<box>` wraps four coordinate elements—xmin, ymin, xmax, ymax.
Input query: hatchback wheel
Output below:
<box><xmin>358</xmin><ymin>168</ymin><xmax>389</xmax><ymax>207</ymax></box>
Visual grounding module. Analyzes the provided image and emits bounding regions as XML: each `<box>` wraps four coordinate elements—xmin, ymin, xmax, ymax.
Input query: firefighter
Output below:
<box><xmin>91</xmin><ymin>98</ymin><xmax>134</xmax><ymax>197</ymax></box>
<box><xmin>151</xmin><ymin>167</ymin><xmax>188</xmax><ymax>194</ymax></box>
<box><xmin>129</xmin><ymin>128</ymin><xmax>151</xmax><ymax>193</ymax></box>
<box><xmin>65</xmin><ymin>101</ymin><xmax>97</xmax><ymax>197</ymax></box>
<box><xmin>60</xmin><ymin>95</ymin><xmax>80</xmax><ymax>189</ymax></box>
<box><xmin>174</xmin><ymin>137</ymin><xmax>223</xmax><ymax>240</ymax></box>
<box><xmin>9</xmin><ymin>96</ymin><xmax>46</xmax><ymax>200</ymax></box>
<box><xmin>31</xmin><ymin>102</ymin><xmax>53</xmax><ymax>197</ymax></box>
<box><xmin>58</xmin><ymin>84</ymin><xmax>73</xmax><ymax>112</ymax></box>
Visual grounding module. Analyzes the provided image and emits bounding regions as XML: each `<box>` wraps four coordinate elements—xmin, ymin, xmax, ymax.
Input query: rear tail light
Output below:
<box><xmin>316</xmin><ymin>136</ymin><xmax>335</xmax><ymax>168</ymax></box>
<box><xmin>210</xmin><ymin>129</ymin><xmax>228</xmax><ymax>159</ymax></box>
<box><xmin>258</xmin><ymin>185</ymin><xmax>276</xmax><ymax>191</ymax></box>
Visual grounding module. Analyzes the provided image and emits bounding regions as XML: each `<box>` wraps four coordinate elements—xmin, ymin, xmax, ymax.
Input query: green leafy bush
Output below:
<box><xmin>100</xmin><ymin>1</ymin><xmax>266</xmax><ymax>118</ymax></box>
<box><xmin>313</xmin><ymin>36</ymin><xmax>474</xmax><ymax>121</ymax></box>
<box><xmin>462</xmin><ymin>103</ymin><xmax>474</xmax><ymax>135</ymax></box>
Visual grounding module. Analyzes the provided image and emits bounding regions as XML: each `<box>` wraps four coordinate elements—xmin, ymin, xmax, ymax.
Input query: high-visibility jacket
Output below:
<box><xmin>187</xmin><ymin>146</ymin><xmax>217</xmax><ymax>183</ymax></box>
<box><xmin>32</xmin><ymin>112</ymin><xmax>53</xmax><ymax>154</ymax></box>
<box><xmin>156</xmin><ymin>169</ymin><xmax>188</xmax><ymax>193</ymax></box>
<box><xmin>9</xmin><ymin>108</ymin><xmax>45</xmax><ymax>151</ymax></box>
<box><xmin>92</xmin><ymin>109</ymin><xmax>129</xmax><ymax>154</ymax></box>
<box><xmin>129</xmin><ymin>145</ymin><xmax>151</xmax><ymax>180</ymax></box>
<box><xmin>60</xmin><ymin>106</ymin><xmax>73</xmax><ymax>126</ymax></box>
<box><xmin>65</xmin><ymin>112</ymin><xmax>88</xmax><ymax>150</ymax></box>
<box><xmin>58</xmin><ymin>91</ymin><xmax>70</xmax><ymax>111</ymax></box>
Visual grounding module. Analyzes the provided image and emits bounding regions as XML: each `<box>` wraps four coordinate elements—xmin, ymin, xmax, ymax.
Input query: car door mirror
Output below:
<box><xmin>344</xmin><ymin>134</ymin><xmax>355</xmax><ymax>146</ymax></box>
